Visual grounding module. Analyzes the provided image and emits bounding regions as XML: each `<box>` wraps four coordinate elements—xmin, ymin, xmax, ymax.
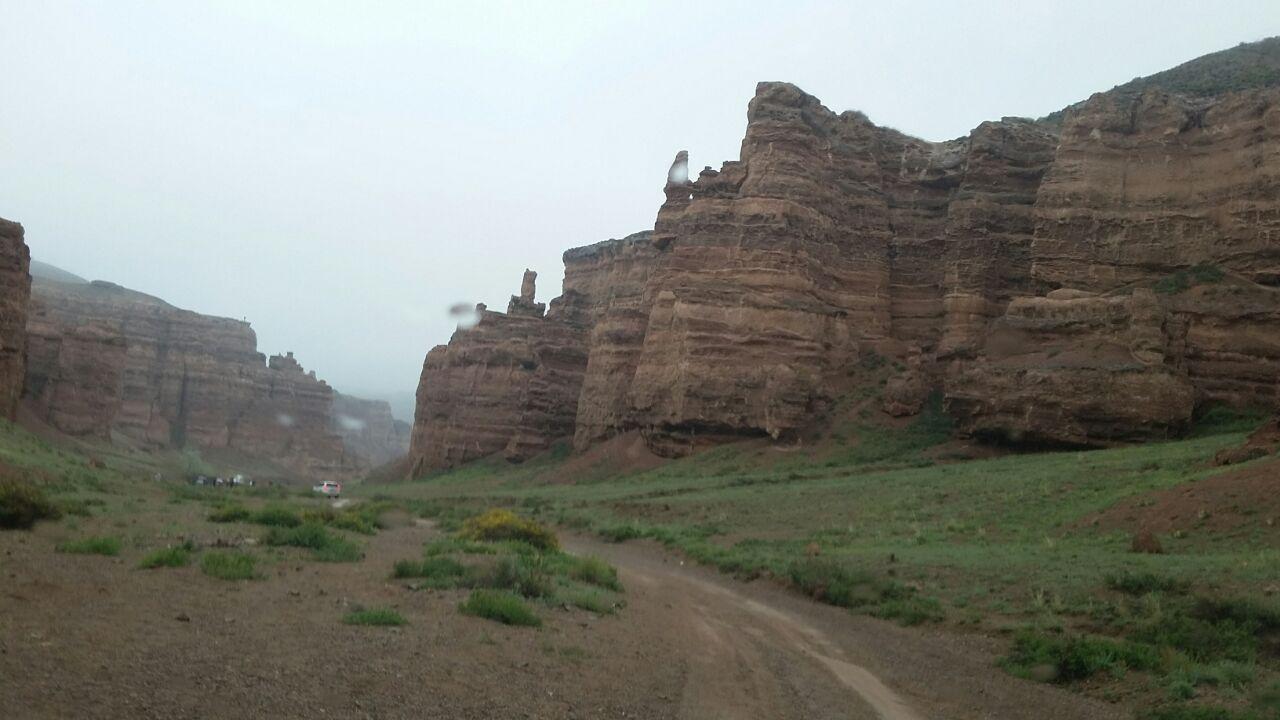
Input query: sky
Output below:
<box><xmin>1</xmin><ymin>1</ymin><xmax>1277</xmax><ymax>420</ymax></box>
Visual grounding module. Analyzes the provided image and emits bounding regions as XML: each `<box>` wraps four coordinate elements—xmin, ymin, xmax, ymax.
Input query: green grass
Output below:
<box><xmin>393</xmin><ymin>556</ymin><xmax>467</xmax><ymax>586</ymax></box>
<box><xmin>459</xmin><ymin>590</ymin><xmax>542</xmax><ymax>627</ymax></box>
<box><xmin>364</xmin><ymin>404</ymin><xmax>1280</xmax><ymax>715</ymax></box>
<box><xmin>343</xmin><ymin>607</ymin><xmax>407</xmax><ymax>626</ymax></box>
<box><xmin>262</xmin><ymin>523</ymin><xmax>362</xmax><ymax>562</ymax></box>
<box><xmin>568</xmin><ymin>555</ymin><xmax>622</xmax><ymax>591</ymax></box>
<box><xmin>0</xmin><ymin>478</ymin><xmax>62</xmax><ymax>529</ymax></box>
<box><xmin>56</xmin><ymin>535</ymin><xmax>121</xmax><ymax>556</ymax></box>
<box><xmin>139</xmin><ymin>544</ymin><xmax>193</xmax><ymax>568</ymax></box>
<box><xmin>200</xmin><ymin>551</ymin><xmax>257</xmax><ymax>580</ymax></box>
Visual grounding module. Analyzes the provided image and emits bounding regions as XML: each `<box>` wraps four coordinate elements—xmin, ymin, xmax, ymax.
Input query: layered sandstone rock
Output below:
<box><xmin>24</xmin><ymin>312</ymin><xmax>126</xmax><ymax>438</ymax></box>
<box><xmin>411</xmin><ymin>42</ymin><xmax>1280</xmax><ymax>470</ymax></box>
<box><xmin>410</xmin><ymin>272</ymin><xmax>588</xmax><ymax>472</ymax></box>
<box><xmin>946</xmin><ymin>290</ymin><xmax>1196</xmax><ymax>445</ymax></box>
<box><xmin>332</xmin><ymin>392</ymin><xmax>410</xmax><ymax>467</ymax></box>
<box><xmin>0</xmin><ymin>219</ymin><xmax>31</xmax><ymax>419</ymax></box>
<box><xmin>25</xmin><ymin>277</ymin><xmax>355</xmax><ymax>479</ymax></box>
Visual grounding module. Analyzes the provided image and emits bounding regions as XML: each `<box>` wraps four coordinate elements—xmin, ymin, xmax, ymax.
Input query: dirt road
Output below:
<box><xmin>1</xmin><ymin>512</ymin><xmax>1125</xmax><ymax>719</ymax></box>
<box><xmin>564</xmin><ymin>535</ymin><xmax>1126</xmax><ymax>720</ymax></box>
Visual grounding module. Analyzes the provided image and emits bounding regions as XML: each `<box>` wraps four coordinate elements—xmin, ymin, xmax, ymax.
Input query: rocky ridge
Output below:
<box><xmin>22</xmin><ymin>274</ymin><xmax>399</xmax><ymax>480</ymax></box>
<box><xmin>404</xmin><ymin>40</ymin><xmax>1280</xmax><ymax>469</ymax></box>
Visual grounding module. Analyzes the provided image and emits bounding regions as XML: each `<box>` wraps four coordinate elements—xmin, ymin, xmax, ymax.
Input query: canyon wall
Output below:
<box><xmin>0</xmin><ymin>219</ymin><xmax>31</xmax><ymax>419</ymax></box>
<box><xmin>332</xmin><ymin>392</ymin><xmax>410</xmax><ymax>467</ymax></box>
<box><xmin>409</xmin><ymin>44</ymin><xmax>1280</xmax><ymax>471</ymax></box>
<box><xmin>409</xmin><ymin>272</ymin><xmax>588</xmax><ymax>473</ymax></box>
<box><xmin>23</xmin><ymin>276</ymin><xmax>365</xmax><ymax>479</ymax></box>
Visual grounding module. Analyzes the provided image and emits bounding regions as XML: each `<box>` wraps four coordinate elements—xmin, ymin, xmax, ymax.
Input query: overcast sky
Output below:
<box><xmin>1</xmin><ymin>1</ymin><xmax>1276</xmax><ymax>420</ymax></box>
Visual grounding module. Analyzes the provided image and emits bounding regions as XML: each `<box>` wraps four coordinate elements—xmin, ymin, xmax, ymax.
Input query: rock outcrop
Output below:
<box><xmin>410</xmin><ymin>40</ymin><xmax>1280</xmax><ymax>472</ymax></box>
<box><xmin>946</xmin><ymin>290</ymin><xmax>1195</xmax><ymax>445</ymax></box>
<box><xmin>410</xmin><ymin>271</ymin><xmax>588</xmax><ymax>472</ymax></box>
<box><xmin>0</xmin><ymin>219</ymin><xmax>31</xmax><ymax>419</ymax></box>
<box><xmin>24</xmin><ymin>276</ymin><xmax>359</xmax><ymax>479</ymax></box>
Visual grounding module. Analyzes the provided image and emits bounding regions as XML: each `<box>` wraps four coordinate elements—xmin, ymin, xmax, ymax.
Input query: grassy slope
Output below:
<box><xmin>367</xmin><ymin>409</ymin><xmax>1280</xmax><ymax>716</ymax></box>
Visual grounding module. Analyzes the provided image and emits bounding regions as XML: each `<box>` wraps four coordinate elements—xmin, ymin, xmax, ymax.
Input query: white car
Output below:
<box><xmin>312</xmin><ymin>481</ymin><xmax>341</xmax><ymax>498</ymax></box>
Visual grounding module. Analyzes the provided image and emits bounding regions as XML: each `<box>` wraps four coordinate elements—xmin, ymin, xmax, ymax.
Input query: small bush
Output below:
<box><xmin>870</xmin><ymin>596</ymin><xmax>945</xmax><ymax>626</ymax></box>
<box><xmin>597</xmin><ymin>522</ymin><xmax>647</xmax><ymax>543</ymax></box>
<box><xmin>1133</xmin><ymin>597</ymin><xmax>1280</xmax><ymax>664</ymax></box>
<box><xmin>568</xmin><ymin>555</ymin><xmax>622</xmax><ymax>591</ymax></box>
<box><xmin>1001</xmin><ymin>629</ymin><xmax>1160</xmax><ymax>683</ymax></box>
<box><xmin>424</xmin><ymin>537</ymin><xmax>497</xmax><ymax>556</ymax></box>
<box><xmin>343</xmin><ymin>607</ymin><xmax>407</xmax><ymax>626</ymax></box>
<box><xmin>1106</xmin><ymin>571</ymin><xmax>1188</xmax><ymax>596</ymax></box>
<box><xmin>57</xmin><ymin>535</ymin><xmax>121</xmax><ymax>556</ymax></box>
<box><xmin>394</xmin><ymin>556</ymin><xmax>468</xmax><ymax>587</ymax></box>
<box><xmin>201</xmin><ymin>551</ymin><xmax>257</xmax><ymax>580</ymax></box>
<box><xmin>139</xmin><ymin>545</ymin><xmax>192</xmax><ymax>568</ymax></box>
<box><xmin>264</xmin><ymin>523</ymin><xmax>362</xmax><ymax>562</ymax></box>
<box><xmin>459</xmin><ymin>590</ymin><xmax>542</xmax><ymax>627</ymax></box>
<box><xmin>208</xmin><ymin>505</ymin><xmax>252</xmax><ymax>523</ymax></box>
<box><xmin>487</xmin><ymin>554</ymin><xmax>556</xmax><ymax>598</ymax></box>
<box><xmin>563</xmin><ymin>588</ymin><xmax>618</xmax><ymax>615</ymax></box>
<box><xmin>0</xmin><ymin>478</ymin><xmax>61</xmax><ymax>529</ymax></box>
<box><xmin>459</xmin><ymin>509</ymin><xmax>559</xmax><ymax>551</ymax></box>
<box><xmin>253</xmin><ymin>506</ymin><xmax>302</xmax><ymax>527</ymax></box>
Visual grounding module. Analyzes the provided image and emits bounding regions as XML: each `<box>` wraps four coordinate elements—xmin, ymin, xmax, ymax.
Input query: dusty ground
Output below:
<box><xmin>1088</xmin><ymin>456</ymin><xmax>1280</xmax><ymax>535</ymax></box>
<box><xmin>1</xmin><ymin>509</ymin><xmax>1127</xmax><ymax>719</ymax></box>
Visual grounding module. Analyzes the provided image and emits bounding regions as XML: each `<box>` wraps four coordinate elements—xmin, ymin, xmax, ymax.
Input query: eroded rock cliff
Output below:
<box><xmin>24</xmin><ymin>276</ymin><xmax>359</xmax><ymax>479</ymax></box>
<box><xmin>410</xmin><ymin>41</ymin><xmax>1280</xmax><ymax>471</ymax></box>
<box><xmin>0</xmin><ymin>219</ymin><xmax>31</xmax><ymax>419</ymax></box>
<box><xmin>410</xmin><ymin>272</ymin><xmax>588</xmax><ymax>472</ymax></box>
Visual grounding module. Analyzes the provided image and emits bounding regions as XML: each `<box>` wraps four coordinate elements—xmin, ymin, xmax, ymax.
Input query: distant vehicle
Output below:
<box><xmin>312</xmin><ymin>481</ymin><xmax>341</xmax><ymax>498</ymax></box>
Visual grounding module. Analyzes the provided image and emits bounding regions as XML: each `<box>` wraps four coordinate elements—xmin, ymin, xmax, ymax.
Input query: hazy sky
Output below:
<box><xmin>1</xmin><ymin>1</ymin><xmax>1276</xmax><ymax>420</ymax></box>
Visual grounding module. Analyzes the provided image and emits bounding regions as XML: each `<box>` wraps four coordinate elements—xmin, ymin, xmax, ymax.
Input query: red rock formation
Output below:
<box><xmin>411</xmin><ymin>42</ymin><xmax>1280</xmax><ymax>471</ymax></box>
<box><xmin>0</xmin><ymin>219</ymin><xmax>31</xmax><ymax>419</ymax></box>
<box><xmin>24</xmin><ymin>312</ymin><xmax>126</xmax><ymax>438</ymax></box>
<box><xmin>25</xmin><ymin>277</ymin><xmax>355</xmax><ymax>479</ymax></box>
<box><xmin>410</xmin><ymin>272</ymin><xmax>588</xmax><ymax>472</ymax></box>
<box><xmin>946</xmin><ymin>289</ymin><xmax>1195</xmax><ymax>445</ymax></box>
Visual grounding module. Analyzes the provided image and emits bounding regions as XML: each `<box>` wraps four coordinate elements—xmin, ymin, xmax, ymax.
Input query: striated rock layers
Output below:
<box><xmin>23</xmin><ymin>276</ymin><xmax>358</xmax><ymax>479</ymax></box>
<box><xmin>0</xmin><ymin>219</ymin><xmax>31</xmax><ymax>419</ymax></box>
<box><xmin>411</xmin><ymin>44</ymin><xmax>1280</xmax><ymax>470</ymax></box>
<box><xmin>410</xmin><ymin>271</ymin><xmax>588</xmax><ymax>473</ymax></box>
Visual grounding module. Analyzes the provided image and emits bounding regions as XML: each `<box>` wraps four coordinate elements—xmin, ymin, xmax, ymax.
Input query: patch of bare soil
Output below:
<box><xmin>2</xmin><ymin>506</ymin><xmax>1124</xmax><ymax>719</ymax></box>
<box><xmin>540</xmin><ymin>432</ymin><xmax>667</xmax><ymax>484</ymax></box>
<box><xmin>1087</xmin><ymin>456</ymin><xmax>1280</xmax><ymax>535</ymax></box>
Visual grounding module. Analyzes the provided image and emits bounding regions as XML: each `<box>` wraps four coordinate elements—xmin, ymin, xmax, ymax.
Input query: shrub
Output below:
<box><xmin>0</xmin><ymin>478</ymin><xmax>61</xmax><ymax>529</ymax></box>
<box><xmin>1106</xmin><ymin>571</ymin><xmax>1188</xmax><ymax>596</ymax></box>
<box><xmin>264</xmin><ymin>523</ymin><xmax>362</xmax><ymax>562</ymax></box>
<box><xmin>568</xmin><ymin>555</ymin><xmax>622</xmax><ymax>591</ymax></box>
<box><xmin>343</xmin><ymin>607</ymin><xmax>407</xmax><ymax>626</ymax></box>
<box><xmin>393</xmin><ymin>556</ymin><xmax>467</xmax><ymax>586</ymax></box>
<box><xmin>139</xmin><ymin>545</ymin><xmax>192</xmax><ymax>568</ymax></box>
<box><xmin>56</xmin><ymin>535</ymin><xmax>121</xmax><ymax>556</ymax></box>
<box><xmin>424</xmin><ymin>537</ymin><xmax>497</xmax><ymax>556</ymax></box>
<box><xmin>459</xmin><ymin>590</ymin><xmax>542</xmax><ymax>627</ymax></box>
<box><xmin>1133</xmin><ymin>597</ymin><xmax>1280</xmax><ymax>664</ymax></box>
<box><xmin>487</xmin><ymin>554</ymin><xmax>556</xmax><ymax>598</ymax></box>
<box><xmin>870</xmin><ymin>596</ymin><xmax>945</xmax><ymax>626</ymax></box>
<box><xmin>787</xmin><ymin>557</ymin><xmax>877</xmax><ymax>608</ymax></box>
<box><xmin>208</xmin><ymin>505</ymin><xmax>252</xmax><ymax>523</ymax></box>
<box><xmin>201</xmin><ymin>551</ymin><xmax>257</xmax><ymax>580</ymax></box>
<box><xmin>253</xmin><ymin>505</ymin><xmax>302</xmax><ymax>527</ymax></box>
<box><xmin>459</xmin><ymin>509</ymin><xmax>559</xmax><ymax>551</ymax></box>
<box><xmin>1001</xmin><ymin>629</ymin><xmax>1160</xmax><ymax>683</ymax></box>
<box><xmin>597</xmin><ymin>522</ymin><xmax>646</xmax><ymax>543</ymax></box>
<box><xmin>562</xmin><ymin>588</ymin><xmax>618</xmax><ymax>615</ymax></box>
